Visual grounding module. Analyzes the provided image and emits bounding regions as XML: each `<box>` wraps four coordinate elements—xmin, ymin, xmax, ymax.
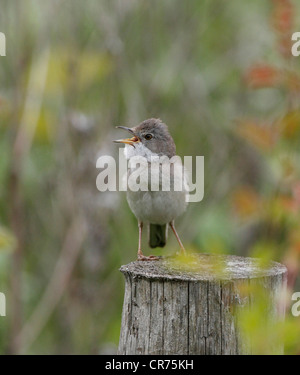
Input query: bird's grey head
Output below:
<box><xmin>114</xmin><ymin>118</ymin><xmax>176</xmax><ymax>158</ymax></box>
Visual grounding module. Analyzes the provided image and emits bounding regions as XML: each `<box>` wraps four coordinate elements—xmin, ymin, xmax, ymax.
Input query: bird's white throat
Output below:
<box><xmin>124</xmin><ymin>142</ymin><xmax>158</xmax><ymax>161</ymax></box>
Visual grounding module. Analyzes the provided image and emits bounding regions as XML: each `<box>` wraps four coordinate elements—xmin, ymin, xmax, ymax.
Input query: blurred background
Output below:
<box><xmin>0</xmin><ymin>0</ymin><xmax>300</xmax><ymax>354</ymax></box>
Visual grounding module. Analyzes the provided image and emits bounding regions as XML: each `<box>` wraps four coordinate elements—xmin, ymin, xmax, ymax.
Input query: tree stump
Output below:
<box><xmin>118</xmin><ymin>254</ymin><xmax>287</xmax><ymax>355</ymax></box>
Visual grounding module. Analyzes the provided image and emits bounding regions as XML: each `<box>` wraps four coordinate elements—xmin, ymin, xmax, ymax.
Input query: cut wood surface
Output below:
<box><xmin>118</xmin><ymin>254</ymin><xmax>287</xmax><ymax>355</ymax></box>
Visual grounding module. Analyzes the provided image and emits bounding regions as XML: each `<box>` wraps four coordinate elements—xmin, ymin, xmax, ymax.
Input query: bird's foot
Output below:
<box><xmin>137</xmin><ymin>254</ymin><xmax>160</xmax><ymax>261</ymax></box>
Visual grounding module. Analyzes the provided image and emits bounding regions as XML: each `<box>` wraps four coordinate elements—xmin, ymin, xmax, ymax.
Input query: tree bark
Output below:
<box><xmin>118</xmin><ymin>254</ymin><xmax>287</xmax><ymax>355</ymax></box>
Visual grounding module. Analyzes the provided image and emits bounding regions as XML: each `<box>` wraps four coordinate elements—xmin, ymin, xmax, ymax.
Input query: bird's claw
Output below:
<box><xmin>137</xmin><ymin>254</ymin><xmax>160</xmax><ymax>261</ymax></box>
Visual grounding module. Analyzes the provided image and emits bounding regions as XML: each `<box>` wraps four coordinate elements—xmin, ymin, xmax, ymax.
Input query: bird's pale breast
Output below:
<box><xmin>126</xmin><ymin>161</ymin><xmax>188</xmax><ymax>225</ymax></box>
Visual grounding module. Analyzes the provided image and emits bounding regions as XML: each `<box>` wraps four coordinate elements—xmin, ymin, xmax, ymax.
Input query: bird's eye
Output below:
<box><xmin>144</xmin><ymin>134</ymin><xmax>153</xmax><ymax>140</ymax></box>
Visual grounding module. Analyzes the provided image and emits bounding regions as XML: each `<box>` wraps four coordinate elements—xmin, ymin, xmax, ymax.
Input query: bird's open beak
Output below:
<box><xmin>113</xmin><ymin>126</ymin><xmax>140</xmax><ymax>146</ymax></box>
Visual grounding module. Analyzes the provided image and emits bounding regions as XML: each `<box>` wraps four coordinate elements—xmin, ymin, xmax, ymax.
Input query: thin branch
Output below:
<box><xmin>16</xmin><ymin>216</ymin><xmax>87</xmax><ymax>354</ymax></box>
<box><xmin>8</xmin><ymin>47</ymin><xmax>50</xmax><ymax>354</ymax></box>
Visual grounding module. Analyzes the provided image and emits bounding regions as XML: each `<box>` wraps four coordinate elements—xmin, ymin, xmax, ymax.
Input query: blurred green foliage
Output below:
<box><xmin>0</xmin><ymin>0</ymin><xmax>299</xmax><ymax>354</ymax></box>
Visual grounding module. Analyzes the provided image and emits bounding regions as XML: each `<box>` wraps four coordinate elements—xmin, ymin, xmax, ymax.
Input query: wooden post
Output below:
<box><xmin>118</xmin><ymin>254</ymin><xmax>287</xmax><ymax>355</ymax></box>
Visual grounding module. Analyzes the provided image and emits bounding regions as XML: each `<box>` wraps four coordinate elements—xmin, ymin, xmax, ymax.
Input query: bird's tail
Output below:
<box><xmin>149</xmin><ymin>224</ymin><xmax>168</xmax><ymax>248</ymax></box>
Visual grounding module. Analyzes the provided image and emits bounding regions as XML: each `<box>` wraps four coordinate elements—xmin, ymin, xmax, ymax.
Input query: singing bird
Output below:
<box><xmin>114</xmin><ymin>118</ymin><xmax>188</xmax><ymax>261</ymax></box>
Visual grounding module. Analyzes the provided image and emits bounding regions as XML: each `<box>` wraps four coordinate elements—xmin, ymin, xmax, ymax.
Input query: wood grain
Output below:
<box><xmin>118</xmin><ymin>254</ymin><xmax>287</xmax><ymax>355</ymax></box>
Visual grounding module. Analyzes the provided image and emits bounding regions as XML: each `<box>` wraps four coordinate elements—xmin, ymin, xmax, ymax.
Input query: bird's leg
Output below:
<box><xmin>137</xmin><ymin>221</ymin><xmax>160</xmax><ymax>261</ymax></box>
<box><xmin>137</xmin><ymin>221</ymin><xmax>144</xmax><ymax>258</ymax></box>
<box><xmin>170</xmin><ymin>220</ymin><xmax>186</xmax><ymax>255</ymax></box>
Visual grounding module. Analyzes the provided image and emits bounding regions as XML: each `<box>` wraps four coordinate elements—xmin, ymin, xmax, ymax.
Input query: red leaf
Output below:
<box><xmin>235</xmin><ymin>120</ymin><xmax>277</xmax><ymax>151</ymax></box>
<box><xmin>232</xmin><ymin>187</ymin><xmax>261</xmax><ymax>218</ymax></box>
<box><xmin>245</xmin><ymin>65</ymin><xmax>282</xmax><ymax>89</ymax></box>
<box><xmin>271</xmin><ymin>0</ymin><xmax>293</xmax><ymax>34</ymax></box>
<box><xmin>292</xmin><ymin>182</ymin><xmax>300</xmax><ymax>209</ymax></box>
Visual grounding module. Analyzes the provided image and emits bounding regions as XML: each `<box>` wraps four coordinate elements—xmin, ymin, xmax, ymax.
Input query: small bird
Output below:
<box><xmin>114</xmin><ymin>118</ymin><xmax>188</xmax><ymax>261</ymax></box>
